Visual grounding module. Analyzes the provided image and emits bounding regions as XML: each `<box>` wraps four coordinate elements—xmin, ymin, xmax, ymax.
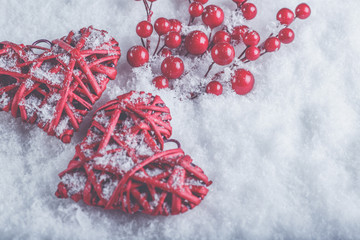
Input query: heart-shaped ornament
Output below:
<box><xmin>0</xmin><ymin>26</ymin><xmax>121</xmax><ymax>143</ymax></box>
<box><xmin>56</xmin><ymin>91</ymin><xmax>211</xmax><ymax>215</ymax></box>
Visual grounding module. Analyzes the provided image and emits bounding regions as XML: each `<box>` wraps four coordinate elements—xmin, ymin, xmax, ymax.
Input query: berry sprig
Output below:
<box><xmin>127</xmin><ymin>1</ymin><xmax>311</xmax><ymax>98</ymax></box>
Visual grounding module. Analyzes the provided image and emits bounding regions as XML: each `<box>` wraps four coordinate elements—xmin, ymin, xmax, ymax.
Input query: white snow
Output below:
<box><xmin>1</xmin><ymin>0</ymin><xmax>360</xmax><ymax>239</ymax></box>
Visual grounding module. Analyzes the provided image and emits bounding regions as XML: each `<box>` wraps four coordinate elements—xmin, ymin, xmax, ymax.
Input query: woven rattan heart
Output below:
<box><xmin>56</xmin><ymin>91</ymin><xmax>211</xmax><ymax>215</ymax></box>
<box><xmin>0</xmin><ymin>26</ymin><xmax>121</xmax><ymax>142</ymax></box>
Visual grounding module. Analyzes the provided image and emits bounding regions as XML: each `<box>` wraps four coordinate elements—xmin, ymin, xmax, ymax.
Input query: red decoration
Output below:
<box><xmin>184</xmin><ymin>30</ymin><xmax>209</xmax><ymax>55</ymax></box>
<box><xmin>0</xmin><ymin>26</ymin><xmax>121</xmax><ymax>143</ymax></box>
<box><xmin>276</xmin><ymin>8</ymin><xmax>295</xmax><ymax>26</ymax></box>
<box><xmin>129</xmin><ymin>1</ymin><xmax>310</xmax><ymax>96</ymax></box>
<box><xmin>127</xmin><ymin>45</ymin><xmax>149</xmax><ymax>67</ymax></box>
<box><xmin>161</xmin><ymin>56</ymin><xmax>184</xmax><ymax>79</ymax></box>
<box><xmin>56</xmin><ymin>91</ymin><xmax>211</xmax><ymax>215</ymax></box>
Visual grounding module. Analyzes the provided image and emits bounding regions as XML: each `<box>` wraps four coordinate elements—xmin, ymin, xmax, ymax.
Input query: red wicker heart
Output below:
<box><xmin>0</xmin><ymin>26</ymin><xmax>121</xmax><ymax>143</ymax></box>
<box><xmin>56</xmin><ymin>91</ymin><xmax>211</xmax><ymax>215</ymax></box>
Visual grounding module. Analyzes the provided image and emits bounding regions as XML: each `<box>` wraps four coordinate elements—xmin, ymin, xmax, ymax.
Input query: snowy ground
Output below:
<box><xmin>1</xmin><ymin>0</ymin><xmax>360</xmax><ymax>239</ymax></box>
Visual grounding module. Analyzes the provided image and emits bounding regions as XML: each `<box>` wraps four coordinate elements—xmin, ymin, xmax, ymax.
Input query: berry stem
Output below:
<box><xmin>153</xmin><ymin>36</ymin><xmax>161</xmax><ymax>55</ymax></box>
<box><xmin>188</xmin><ymin>17</ymin><xmax>195</xmax><ymax>26</ymax></box>
<box><xmin>141</xmin><ymin>0</ymin><xmax>153</xmax><ymax>50</ymax></box>
<box><xmin>141</xmin><ymin>38</ymin><xmax>146</xmax><ymax>48</ymax></box>
<box><xmin>204</xmin><ymin>62</ymin><xmax>215</xmax><ymax>78</ymax></box>
<box><xmin>238</xmin><ymin>46</ymin><xmax>249</xmax><ymax>59</ymax></box>
<box><xmin>156</xmin><ymin>44</ymin><xmax>166</xmax><ymax>55</ymax></box>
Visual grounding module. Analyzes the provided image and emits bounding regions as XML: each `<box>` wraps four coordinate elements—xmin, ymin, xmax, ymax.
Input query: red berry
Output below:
<box><xmin>127</xmin><ymin>46</ymin><xmax>149</xmax><ymax>67</ymax></box>
<box><xmin>189</xmin><ymin>2</ymin><xmax>204</xmax><ymax>17</ymax></box>
<box><xmin>241</xmin><ymin>3</ymin><xmax>257</xmax><ymax>20</ymax></box>
<box><xmin>154</xmin><ymin>18</ymin><xmax>171</xmax><ymax>36</ymax></box>
<box><xmin>165</xmin><ymin>32</ymin><xmax>182</xmax><ymax>49</ymax></box>
<box><xmin>295</xmin><ymin>3</ymin><xmax>311</xmax><ymax>19</ymax></box>
<box><xmin>231</xmin><ymin>69</ymin><xmax>254</xmax><ymax>95</ymax></box>
<box><xmin>231</xmin><ymin>25</ymin><xmax>249</xmax><ymax>41</ymax></box>
<box><xmin>211</xmin><ymin>42</ymin><xmax>235</xmax><ymax>66</ymax></box>
<box><xmin>206</xmin><ymin>81</ymin><xmax>223</xmax><ymax>95</ymax></box>
<box><xmin>185</xmin><ymin>30</ymin><xmax>209</xmax><ymax>55</ymax></box>
<box><xmin>148</xmin><ymin>0</ymin><xmax>157</xmax><ymax>2</ymax></box>
<box><xmin>194</xmin><ymin>0</ymin><xmax>208</xmax><ymax>4</ymax></box>
<box><xmin>212</xmin><ymin>30</ymin><xmax>231</xmax><ymax>44</ymax></box>
<box><xmin>152</xmin><ymin>76</ymin><xmax>169</xmax><ymax>89</ymax></box>
<box><xmin>136</xmin><ymin>21</ymin><xmax>153</xmax><ymax>38</ymax></box>
<box><xmin>160</xmin><ymin>48</ymin><xmax>172</xmax><ymax>57</ymax></box>
<box><xmin>161</xmin><ymin>56</ymin><xmax>184</xmax><ymax>79</ymax></box>
<box><xmin>277</xmin><ymin>8</ymin><xmax>295</xmax><ymax>26</ymax></box>
<box><xmin>245</xmin><ymin>46</ymin><xmax>260</xmax><ymax>61</ymax></box>
<box><xmin>278</xmin><ymin>28</ymin><xmax>295</xmax><ymax>44</ymax></box>
<box><xmin>169</xmin><ymin>19</ymin><xmax>182</xmax><ymax>33</ymax></box>
<box><xmin>243</xmin><ymin>30</ymin><xmax>260</xmax><ymax>46</ymax></box>
<box><xmin>264</xmin><ymin>37</ymin><xmax>281</xmax><ymax>52</ymax></box>
<box><xmin>202</xmin><ymin>5</ymin><xmax>224</xmax><ymax>29</ymax></box>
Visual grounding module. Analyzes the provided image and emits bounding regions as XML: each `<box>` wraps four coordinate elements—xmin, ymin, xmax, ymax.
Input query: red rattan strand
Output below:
<box><xmin>56</xmin><ymin>91</ymin><xmax>211</xmax><ymax>216</ymax></box>
<box><xmin>0</xmin><ymin>26</ymin><xmax>121</xmax><ymax>143</ymax></box>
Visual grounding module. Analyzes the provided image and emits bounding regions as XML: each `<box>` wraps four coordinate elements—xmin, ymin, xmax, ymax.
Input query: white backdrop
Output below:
<box><xmin>1</xmin><ymin>0</ymin><xmax>360</xmax><ymax>239</ymax></box>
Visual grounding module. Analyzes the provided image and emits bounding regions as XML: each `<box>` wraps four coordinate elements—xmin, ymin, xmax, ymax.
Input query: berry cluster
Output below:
<box><xmin>127</xmin><ymin>0</ymin><xmax>311</xmax><ymax>97</ymax></box>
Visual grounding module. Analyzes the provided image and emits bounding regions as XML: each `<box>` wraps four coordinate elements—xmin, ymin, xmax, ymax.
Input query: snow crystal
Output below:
<box><xmin>93</xmin><ymin>110</ymin><xmax>110</xmax><ymax>128</ymax></box>
<box><xmin>145</xmin><ymin>167</ymin><xmax>164</xmax><ymax>177</ymax></box>
<box><xmin>83</xmin><ymin>29</ymin><xmax>112</xmax><ymax>50</ymax></box>
<box><xmin>57</xmin><ymin>54</ymin><xmax>70</xmax><ymax>65</ymax></box>
<box><xmin>102</xmin><ymin>180</ymin><xmax>119</xmax><ymax>200</ymax></box>
<box><xmin>95</xmin><ymin>73</ymin><xmax>107</xmax><ymax>84</ymax></box>
<box><xmin>31</xmin><ymin>62</ymin><xmax>65</xmax><ymax>86</ymax></box>
<box><xmin>30</xmin><ymin>92</ymin><xmax>61</xmax><ymax>123</ymax></box>
<box><xmin>0</xmin><ymin>92</ymin><xmax>10</xmax><ymax>109</ymax></box>
<box><xmin>23</xmin><ymin>95</ymin><xmax>42</xmax><ymax>117</ymax></box>
<box><xmin>186</xmin><ymin>178</ymin><xmax>204</xmax><ymax>186</ymax></box>
<box><xmin>61</xmin><ymin>172</ymin><xmax>87</xmax><ymax>196</ymax></box>
<box><xmin>123</xmin><ymin>133</ymin><xmax>154</xmax><ymax>156</ymax></box>
<box><xmin>0</xmin><ymin>50</ymin><xmax>20</xmax><ymax>72</ymax></box>
<box><xmin>93</xmin><ymin>150</ymin><xmax>135</xmax><ymax>173</ymax></box>
<box><xmin>55</xmin><ymin>116</ymin><xmax>70</xmax><ymax>136</ymax></box>
<box><xmin>24</xmin><ymin>78</ymin><xmax>35</xmax><ymax>89</ymax></box>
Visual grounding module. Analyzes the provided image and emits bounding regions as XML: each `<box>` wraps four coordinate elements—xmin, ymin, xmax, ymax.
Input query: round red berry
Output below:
<box><xmin>136</xmin><ymin>21</ymin><xmax>153</xmax><ymax>38</ymax></box>
<box><xmin>165</xmin><ymin>32</ymin><xmax>182</xmax><ymax>49</ymax></box>
<box><xmin>295</xmin><ymin>3</ymin><xmax>311</xmax><ymax>19</ymax></box>
<box><xmin>243</xmin><ymin>30</ymin><xmax>260</xmax><ymax>46</ymax></box>
<box><xmin>185</xmin><ymin>30</ymin><xmax>209</xmax><ymax>55</ymax></box>
<box><xmin>154</xmin><ymin>17</ymin><xmax>171</xmax><ymax>36</ymax></box>
<box><xmin>211</xmin><ymin>42</ymin><xmax>235</xmax><ymax>66</ymax></box>
<box><xmin>189</xmin><ymin>2</ymin><xmax>204</xmax><ymax>17</ymax></box>
<box><xmin>161</xmin><ymin>56</ymin><xmax>184</xmax><ymax>79</ymax></box>
<box><xmin>231</xmin><ymin>25</ymin><xmax>249</xmax><ymax>41</ymax></box>
<box><xmin>278</xmin><ymin>28</ymin><xmax>295</xmax><ymax>44</ymax></box>
<box><xmin>127</xmin><ymin>46</ymin><xmax>149</xmax><ymax>67</ymax></box>
<box><xmin>231</xmin><ymin>69</ymin><xmax>254</xmax><ymax>95</ymax></box>
<box><xmin>241</xmin><ymin>3</ymin><xmax>257</xmax><ymax>20</ymax></box>
<box><xmin>152</xmin><ymin>76</ymin><xmax>169</xmax><ymax>89</ymax></box>
<box><xmin>202</xmin><ymin>5</ymin><xmax>224</xmax><ymax>29</ymax></box>
<box><xmin>148</xmin><ymin>0</ymin><xmax>157</xmax><ymax>2</ymax></box>
<box><xmin>277</xmin><ymin>8</ymin><xmax>295</xmax><ymax>26</ymax></box>
<box><xmin>160</xmin><ymin>48</ymin><xmax>172</xmax><ymax>57</ymax></box>
<box><xmin>206</xmin><ymin>81</ymin><xmax>223</xmax><ymax>95</ymax></box>
<box><xmin>169</xmin><ymin>19</ymin><xmax>182</xmax><ymax>33</ymax></box>
<box><xmin>245</xmin><ymin>46</ymin><xmax>260</xmax><ymax>61</ymax></box>
<box><xmin>264</xmin><ymin>37</ymin><xmax>281</xmax><ymax>52</ymax></box>
<box><xmin>212</xmin><ymin>30</ymin><xmax>231</xmax><ymax>44</ymax></box>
